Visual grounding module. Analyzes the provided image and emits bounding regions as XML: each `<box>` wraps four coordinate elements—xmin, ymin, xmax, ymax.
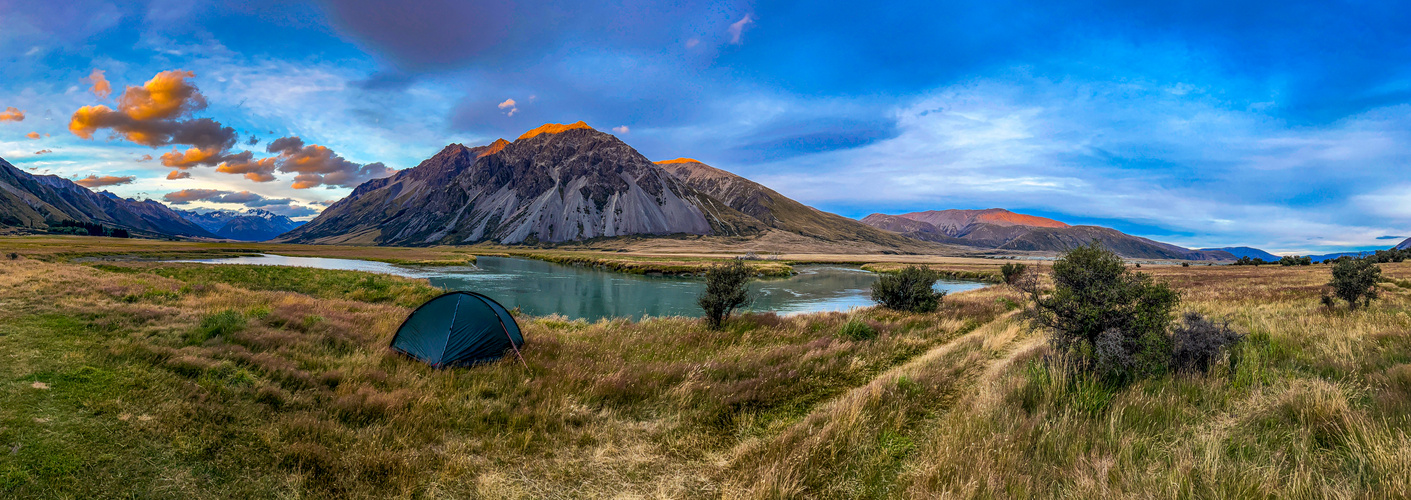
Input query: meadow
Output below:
<box><xmin>1</xmin><ymin>237</ymin><xmax>1410</xmax><ymax>498</ymax></box>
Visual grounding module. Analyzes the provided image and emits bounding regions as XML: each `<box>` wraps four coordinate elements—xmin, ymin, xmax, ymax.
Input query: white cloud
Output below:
<box><xmin>728</xmin><ymin>14</ymin><xmax>754</xmax><ymax>44</ymax></box>
<box><xmin>738</xmin><ymin>78</ymin><xmax>1411</xmax><ymax>254</ymax></box>
<box><xmin>498</xmin><ymin>98</ymin><xmax>518</xmax><ymax>116</ymax></box>
<box><xmin>612</xmin><ymin>125</ymin><xmax>629</xmax><ymax>134</ymax></box>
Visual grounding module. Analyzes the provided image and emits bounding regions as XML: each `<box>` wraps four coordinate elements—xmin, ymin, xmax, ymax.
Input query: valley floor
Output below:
<box><xmin>1</xmin><ymin>237</ymin><xmax>1410</xmax><ymax>498</ymax></box>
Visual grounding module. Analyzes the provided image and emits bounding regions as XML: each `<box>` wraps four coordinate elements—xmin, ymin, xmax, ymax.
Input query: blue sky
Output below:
<box><xmin>1</xmin><ymin>0</ymin><xmax>1409</xmax><ymax>254</ymax></box>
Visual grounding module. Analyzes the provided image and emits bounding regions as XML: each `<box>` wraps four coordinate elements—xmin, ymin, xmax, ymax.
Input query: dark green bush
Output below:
<box><xmin>871</xmin><ymin>265</ymin><xmax>946</xmax><ymax>313</ymax></box>
<box><xmin>1029</xmin><ymin>241</ymin><xmax>1179</xmax><ymax>380</ymax></box>
<box><xmin>1000</xmin><ymin>263</ymin><xmax>1028</xmax><ymax>285</ymax></box>
<box><xmin>1329</xmin><ymin>258</ymin><xmax>1381</xmax><ymax>310</ymax></box>
<box><xmin>698</xmin><ymin>261</ymin><xmax>753</xmax><ymax>329</ymax></box>
<box><xmin>1170</xmin><ymin>312</ymin><xmax>1243</xmax><ymax>374</ymax></box>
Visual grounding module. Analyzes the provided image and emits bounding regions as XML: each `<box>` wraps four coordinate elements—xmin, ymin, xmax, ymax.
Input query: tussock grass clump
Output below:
<box><xmin>838</xmin><ymin>318</ymin><xmax>879</xmax><ymax>341</ymax></box>
<box><xmin>187</xmin><ymin>309</ymin><xmax>246</xmax><ymax>345</ymax></box>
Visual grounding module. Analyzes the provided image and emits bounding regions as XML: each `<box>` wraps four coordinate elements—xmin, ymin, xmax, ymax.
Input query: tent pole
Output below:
<box><xmin>505</xmin><ymin>331</ymin><xmax>529</xmax><ymax>371</ymax></box>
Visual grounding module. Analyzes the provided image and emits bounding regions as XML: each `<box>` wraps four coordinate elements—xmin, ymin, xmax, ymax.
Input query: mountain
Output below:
<box><xmin>862</xmin><ymin>209</ymin><xmax>1234</xmax><ymax>260</ymax></box>
<box><xmin>277</xmin><ymin>123</ymin><xmax>766</xmax><ymax>246</ymax></box>
<box><xmin>1398</xmin><ymin>238</ymin><xmax>1411</xmax><ymax>251</ymax></box>
<box><xmin>654</xmin><ymin>158</ymin><xmax>927</xmax><ymax>249</ymax></box>
<box><xmin>0</xmin><ymin>156</ymin><xmax>214</xmax><ymax>238</ymax></box>
<box><xmin>1199</xmin><ymin>246</ymin><xmax>1280</xmax><ymax>261</ymax></box>
<box><xmin>176</xmin><ymin>209</ymin><xmax>304</xmax><ymax>241</ymax></box>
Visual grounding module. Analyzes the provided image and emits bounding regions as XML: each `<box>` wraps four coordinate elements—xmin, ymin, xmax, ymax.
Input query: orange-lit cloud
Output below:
<box><xmin>118</xmin><ymin>70</ymin><xmax>205</xmax><ymax>120</ymax></box>
<box><xmin>166</xmin><ymin>170</ymin><xmax>191</xmax><ymax>180</ymax></box>
<box><xmin>74</xmin><ymin>174</ymin><xmax>135</xmax><ymax>187</ymax></box>
<box><xmin>34</xmin><ymin>149</ymin><xmax>53</xmax><ymax>155</ymax></box>
<box><xmin>161</xmin><ymin>146</ymin><xmax>225</xmax><ymax>169</ymax></box>
<box><xmin>68</xmin><ymin>71</ymin><xmax>236</xmax><ymax>152</ymax></box>
<box><xmin>265</xmin><ymin>136</ymin><xmax>394</xmax><ymax>189</ymax></box>
<box><xmin>26</xmin><ymin>131</ymin><xmax>40</xmax><ymax>139</ymax></box>
<box><xmin>88</xmin><ymin>69</ymin><xmax>112</xmax><ymax>99</ymax></box>
<box><xmin>0</xmin><ymin>107</ymin><xmax>24</xmax><ymax>122</ymax></box>
<box><xmin>137</xmin><ymin>154</ymin><xmax>154</xmax><ymax>162</ymax></box>
<box><xmin>215</xmin><ymin>152</ymin><xmax>278</xmax><ymax>183</ymax></box>
<box><xmin>162</xmin><ymin>189</ymin><xmax>228</xmax><ymax>204</ymax></box>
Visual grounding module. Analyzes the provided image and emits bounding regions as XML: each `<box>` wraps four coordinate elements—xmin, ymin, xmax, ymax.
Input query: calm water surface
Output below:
<box><xmin>179</xmin><ymin>255</ymin><xmax>987</xmax><ymax>320</ymax></box>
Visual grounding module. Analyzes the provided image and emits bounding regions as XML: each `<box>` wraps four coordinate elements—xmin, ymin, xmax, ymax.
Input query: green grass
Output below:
<box><xmin>95</xmin><ymin>262</ymin><xmax>442</xmax><ymax>308</ymax></box>
<box><xmin>5</xmin><ymin>249</ymin><xmax>1411</xmax><ymax>497</ymax></box>
<box><xmin>0</xmin><ymin>256</ymin><xmax>1004</xmax><ymax>497</ymax></box>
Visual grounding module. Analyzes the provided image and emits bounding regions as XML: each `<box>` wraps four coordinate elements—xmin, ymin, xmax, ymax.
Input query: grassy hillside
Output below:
<box><xmin>2</xmin><ymin>240</ymin><xmax>1410</xmax><ymax>497</ymax></box>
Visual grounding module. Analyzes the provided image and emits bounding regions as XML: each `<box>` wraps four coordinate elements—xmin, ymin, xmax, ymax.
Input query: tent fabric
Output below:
<box><xmin>390</xmin><ymin>291</ymin><xmax>524</xmax><ymax>368</ymax></box>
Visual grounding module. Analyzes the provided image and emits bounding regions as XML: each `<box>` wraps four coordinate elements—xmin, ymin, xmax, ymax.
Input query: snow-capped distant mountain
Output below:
<box><xmin>175</xmin><ymin>208</ymin><xmax>305</xmax><ymax>241</ymax></box>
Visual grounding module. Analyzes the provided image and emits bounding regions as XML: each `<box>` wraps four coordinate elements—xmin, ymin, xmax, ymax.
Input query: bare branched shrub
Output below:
<box><xmin>1000</xmin><ymin>263</ymin><xmax>1028</xmax><ymax>285</ymax></box>
<box><xmin>1170</xmin><ymin>312</ymin><xmax>1243</xmax><ymax>374</ymax></box>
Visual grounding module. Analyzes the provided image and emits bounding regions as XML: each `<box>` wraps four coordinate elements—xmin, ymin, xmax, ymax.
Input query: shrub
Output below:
<box><xmin>1000</xmin><ymin>263</ymin><xmax>1028</xmax><ymax>285</ymax></box>
<box><xmin>1029</xmin><ymin>241</ymin><xmax>1179</xmax><ymax>380</ymax></box>
<box><xmin>698</xmin><ymin>260</ymin><xmax>753</xmax><ymax>329</ymax></box>
<box><xmin>111</xmin><ymin>228</ymin><xmax>130</xmax><ymax>238</ymax></box>
<box><xmin>1328</xmin><ymin>258</ymin><xmax>1381</xmax><ymax>310</ymax></box>
<box><xmin>871</xmin><ymin>265</ymin><xmax>946</xmax><ymax>313</ymax></box>
<box><xmin>1182</xmin><ymin>262</ymin><xmax>1190</xmax><ymax>267</ymax></box>
<box><xmin>1170</xmin><ymin>312</ymin><xmax>1243</xmax><ymax>374</ymax></box>
<box><xmin>838</xmin><ymin>318</ymin><xmax>878</xmax><ymax>341</ymax></box>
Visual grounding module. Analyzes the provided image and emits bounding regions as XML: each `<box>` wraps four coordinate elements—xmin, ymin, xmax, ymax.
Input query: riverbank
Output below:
<box><xmin>0</xmin><ymin>236</ymin><xmax>1019</xmax><ymax>279</ymax></box>
<box><xmin>2</xmin><ymin>251</ymin><xmax>1410</xmax><ymax>496</ymax></box>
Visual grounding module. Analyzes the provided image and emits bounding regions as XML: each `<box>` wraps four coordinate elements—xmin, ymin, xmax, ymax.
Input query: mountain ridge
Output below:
<box><xmin>863</xmin><ymin>209</ymin><xmax>1234</xmax><ymax>260</ymax></box>
<box><xmin>0</xmin><ymin>156</ymin><xmax>214</xmax><ymax>238</ymax></box>
<box><xmin>277</xmin><ymin>124</ymin><xmax>765</xmax><ymax>246</ymax></box>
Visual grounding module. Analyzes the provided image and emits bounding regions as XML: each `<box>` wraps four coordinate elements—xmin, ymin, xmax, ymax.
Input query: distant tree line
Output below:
<box><xmin>1230</xmin><ymin>249</ymin><xmax>1411</xmax><ymax>266</ymax></box>
<box><xmin>48</xmin><ymin>220</ymin><xmax>129</xmax><ymax>238</ymax></box>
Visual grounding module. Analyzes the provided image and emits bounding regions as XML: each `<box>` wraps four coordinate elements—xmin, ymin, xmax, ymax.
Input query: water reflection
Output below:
<box><xmin>179</xmin><ymin>254</ymin><xmax>987</xmax><ymax>321</ymax></box>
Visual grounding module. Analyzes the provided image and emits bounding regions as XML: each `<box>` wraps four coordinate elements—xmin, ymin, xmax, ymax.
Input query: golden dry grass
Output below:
<box><xmin>3</xmin><ymin>239</ymin><xmax>1410</xmax><ymax>498</ymax></box>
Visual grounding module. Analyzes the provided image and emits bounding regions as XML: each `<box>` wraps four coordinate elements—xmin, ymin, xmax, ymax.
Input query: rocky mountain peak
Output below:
<box><xmin>516</xmin><ymin>121</ymin><xmax>595</xmax><ymax>141</ymax></box>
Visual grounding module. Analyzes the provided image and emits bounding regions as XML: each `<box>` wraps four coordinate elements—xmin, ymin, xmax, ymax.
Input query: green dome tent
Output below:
<box><xmin>390</xmin><ymin>291</ymin><xmax>525</xmax><ymax>368</ymax></box>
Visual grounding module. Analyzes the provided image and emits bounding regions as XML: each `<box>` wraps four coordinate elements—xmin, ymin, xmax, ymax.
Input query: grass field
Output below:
<box><xmin>2</xmin><ymin>237</ymin><xmax>1410</xmax><ymax>498</ymax></box>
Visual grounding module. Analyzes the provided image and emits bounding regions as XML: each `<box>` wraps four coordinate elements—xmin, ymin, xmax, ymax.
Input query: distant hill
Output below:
<box><xmin>1398</xmin><ymin>238</ymin><xmax>1411</xmax><ymax>251</ymax></box>
<box><xmin>862</xmin><ymin>209</ymin><xmax>1234</xmax><ymax>260</ymax></box>
<box><xmin>1198</xmin><ymin>247</ymin><xmax>1280</xmax><ymax>261</ymax></box>
<box><xmin>654</xmin><ymin>158</ymin><xmax>926</xmax><ymax>250</ymax></box>
<box><xmin>0</xmin><ymin>156</ymin><xmax>214</xmax><ymax>238</ymax></box>
<box><xmin>176</xmin><ymin>209</ymin><xmax>304</xmax><ymax>241</ymax></box>
<box><xmin>278</xmin><ymin>123</ymin><xmax>766</xmax><ymax>246</ymax></box>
